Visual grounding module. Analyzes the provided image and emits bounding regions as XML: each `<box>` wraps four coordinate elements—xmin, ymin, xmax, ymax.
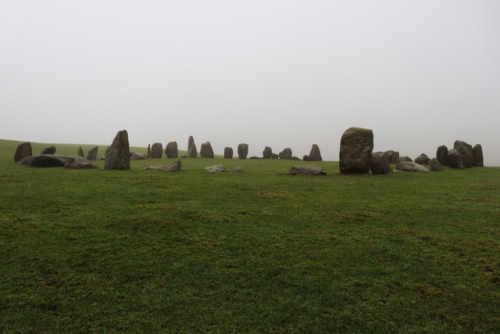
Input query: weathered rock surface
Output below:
<box><xmin>77</xmin><ymin>146</ymin><xmax>85</xmax><ymax>157</ymax></box>
<box><xmin>339</xmin><ymin>127</ymin><xmax>373</xmax><ymax>174</ymax></box>
<box><xmin>454</xmin><ymin>140</ymin><xmax>473</xmax><ymax>152</ymax></box>
<box><xmin>290</xmin><ymin>165</ymin><xmax>326</xmax><ymax>175</ymax></box>
<box><xmin>165</xmin><ymin>142</ymin><xmax>178</xmax><ymax>158</ymax></box>
<box><xmin>384</xmin><ymin>150</ymin><xmax>399</xmax><ymax>164</ymax></box>
<box><xmin>457</xmin><ymin>144</ymin><xmax>473</xmax><ymax>168</ymax></box>
<box><xmin>147</xmin><ymin>144</ymin><xmax>152</xmax><ymax>159</ymax></box>
<box><xmin>436</xmin><ymin>145</ymin><xmax>448</xmax><ymax>166</ymax></box>
<box><xmin>143</xmin><ymin>160</ymin><xmax>182</xmax><ymax>172</ymax></box>
<box><xmin>308</xmin><ymin>144</ymin><xmax>322</xmax><ymax>161</ymax></box>
<box><xmin>87</xmin><ymin>146</ymin><xmax>98</xmax><ymax>161</ymax></box>
<box><xmin>40</xmin><ymin>146</ymin><xmax>56</xmax><ymax>155</ymax></box>
<box><xmin>370</xmin><ymin>152</ymin><xmax>393</xmax><ymax>174</ymax></box>
<box><xmin>271</xmin><ymin>153</ymin><xmax>279</xmax><ymax>159</ymax></box>
<box><xmin>151</xmin><ymin>143</ymin><xmax>163</xmax><ymax>159</ymax></box>
<box><xmin>130</xmin><ymin>152</ymin><xmax>146</xmax><ymax>160</ymax></box>
<box><xmin>397</xmin><ymin>156</ymin><xmax>413</xmax><ymax>163</ymax></box>
<box><xmin>447</xmin><ymin>149</ymin><xmax>463</xmax><ymax>169</ymax></box>
<box><xmin>472</xmin><ymin>144</ymin><xmax>484</xmax><ymax>167</ymax></box>
<box><xmin>279</xmin><ymin>148</ymin><xmax>292</xmax><ymax>160</ymax></box>
<box><xmin>238</xmin><ymin>144</ymin><xmax>249</xmax><ymax>159</ymax></box>
<box><xmin>233</xmin><ymin>166</ymin><xmax>246</xmax><ymax>173</ymax></box>
<box><xmin>104</xmin><ymin>130</ymin><xmax>130</xmax><ymax>170</ymax></box>
<box><xmin>188</xmin><ymin>136</ymin><xmax>197</xmax><ymax>158</ymax></box>
<box><xmin>414</xmin><ymin>153</ymin><xmax>431</xmax><ymax>165</ymax></box>
<box><xmin>224</xmin><ymin>147</ymin><xmax>233</xmax><ymax>159</ymax></box>
<box><xmin>429</xmin><ymin>158</ymin><xmax>444</xmax><ymax>171</ymax></box>
<box><xmin>205</xmin><ymin>164</ymin><xmax>226</xmax><ymax>173</ymax></box>
<box><xmin>20</xmin><ymin>154</ymin><xmax>75</xmax><ymax>168</ymax></box>
<box><xmin>14</xmin><ymin>142</ymin><xmax>32</xmax><ymax>162</ymax></box>
<box><xmin>263</xmin><ymin>146</ymin><xmax>273</xmax><ymax>159</ymax></box>
<box><xmin>200</xmin><ymin>141</ymin><xmax>215</xmax><ymax>158</ymax></box>
<box><xmin>64</xmin><ymin>162</ymin><xmax>98</xmax><ymax>170</ymax></box>
<box><xmin>396</xmin><ymin>161</ymin><xmax>429</xmax><ymax>172</ymax></box>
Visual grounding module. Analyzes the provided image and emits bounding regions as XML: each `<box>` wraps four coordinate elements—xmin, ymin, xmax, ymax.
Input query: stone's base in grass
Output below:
<box><xmin>205</xmin><ymin>164</ymin><xmax>226</xmax><ymax>173</ymax></box>
<box><xmin>130</xmin><ymin>152</ymin><xmax>146</xmax><ymax>160</ymax></box>
<box><xmin>429</xmin><ymin>158</ymin><xmax>444</xmax><ymax>171</ymax></box>
<box><xmin>20</xmin><ymin>154</ymin><xmax>76</xmax><ymax>167</ymax></box>
<box><xmin>396</xmin><ymin>161</ymin><xmax>429</xmax><ymax>172</ymax></box>
<box><xmin>370</xmin><ymin>152</ymin><xmax>393</xmax><ymax>174</ymax></box>
<box><xmin>143</xmin><ymin>160</ymin><xmax>182</xmax><ymax>172</ymax></box>
<box><xmin>233</xmin><ymin>166</ymin><xmax>246</xmax><ymax>173</ymax></box>
<box><xmin>64</xmin><ymin>162</ymin><xmax>99</xmax><ymax>170</ymax></box>
<box><xmin>290</xmin><ymin>165</ymin><xmax>326</xmax><ymax>175</ymax></box>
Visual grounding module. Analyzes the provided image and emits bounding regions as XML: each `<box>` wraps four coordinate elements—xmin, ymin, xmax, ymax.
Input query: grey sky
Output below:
<box><xmin>1</xmin><ymin>1</ymin><xmax>499</xmax><ymax>165</ymax></box>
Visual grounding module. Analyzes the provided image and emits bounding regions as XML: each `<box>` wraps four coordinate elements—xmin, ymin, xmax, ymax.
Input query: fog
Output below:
<box><xmin>1</xmin><ymin>1</ymin><xmax>499</xmax><ymax>165</ymax></box>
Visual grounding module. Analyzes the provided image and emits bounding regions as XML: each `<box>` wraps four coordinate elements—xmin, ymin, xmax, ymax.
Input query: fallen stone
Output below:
<box><xmin>205</xmin><ymin>164</ymin><xmax>226</xmax><ymax>173</ymax></box>
<box><xmin>64</xmin><ymin>162</ymin><xmax>98</xmax><ymax>170</ymax></box>
<box><xmin>290</xmin><ymin>165</ymin><xmax>326</xmax><ymax>175</ymax></box>
<box><xmin>233</xmin><ymin>166</ymin><xmax>246</xmax><ymax>173</ymax></box>
<box><xmin>397</xmin><ymin>156</ymin><xmax>413</xmax><ymax>163</ymax></box>
<box><xmin>143</xmin><ymin>160</ymin><xmax>182</xmax><ymax>172</ymax></box>
<box><xmin>131</xmin><ymin>152</ymin><xmax>146</xmax><ymax>160</ymax></box>
<box><xmin>20</xmin><ymin>154</ymin><xmax>75</xmax><ymax>168</ymax></box>
<box><xmin>396</xmin><ymin>161</ymin><xmax>429</xmax><ymax>172</ymax></box>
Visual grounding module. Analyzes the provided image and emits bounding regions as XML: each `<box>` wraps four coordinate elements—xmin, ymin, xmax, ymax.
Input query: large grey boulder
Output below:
<box><xmin>40</xmin><ymin>146</ymin><xmax>56</xmax><ymax>155</ymax></box>
<box><xmin>447</xmin><ymin>149</ymin><xmax>463</xmax><ymax>169</ymax></box>
<box><xmin>143</xmin><ymin>160</ymin><xmax>182</xmax><ymax>172</ymax></box>
<box><xmin>396</xmin><ymin>161</ymin><xmax>429</xmax><ymax>172</ymax></box>
<box><xmin>472</xmin><ymin>144</ymin><xmax>484</xmax><ymax>167</ymax></box>
<box><xmin>165</xmin><ymin>142</ymin><xmax>178</xmax><ymax>158</ymax></box>
<box><xmin>290</xmin><ymin>165</ymin><xmax>326</xmax><ymax>176</ymax></box>
<box><xmin>238</xmin><ymin>144</ymin><xmax>249</xmax><ymax>159</ymax></box>
<box><xmin>436</xmin><ymin>145</ymin><xmax>448</xmax><ymax>166</ymax></box>
<box><xmin>77</xmin><ymin>146</ymin><xmax>84</xmax><ymax>158</ymax></box>
<box><xmin>151</xmin><ymin>143</ymin><xmax>163</xmax><ymax>159</ymax></box>
<box><xmin>454</xmin><ymin>140</ymin><xmax>473</xmax><ymax>151</ymax></box>
<box><xmin>188</xmin><ymin>136</ymin><xmax>197</xmax><ymax>158</ymax></box>
<box><xmin>397</xmin><ymin>156</ymin><xmax>413</xmax><ymax>163</ymax></box>
<box><xmin>429</xmin><ymin>158</ymin><xmax>444</xmax><ymax>171</ymax></box>
<box><xmin>104</xmin><ymin>130</ymin><xmax>130</xmax><ymax>170</ymax></box>
<box><xmin>200</xmin><ymin>141</ymin><xmax>215</xmax><ymax>158</ymax></box>
<box><xmin>20</xmin><ymin>154</ymin><xmax>75</xmax><ymax>168</ymax></box>
<box><xmin>370</xmin><ymin>152</ymin><xmax>393</xmax><ymax>174</ymax></box>
<box><xmin>339</xmin><ymin>127</ymin><xmax>374</xmax><ymax>174</ymax></box>
<box><xmin>414</xmin><ymin>153</ymin><xmax>431</xmax><ymax>165</ymax></box>
<box><xmin>224</xmin><ymin>147</ymin><xmax>233</xmax><ymax>159</ymax></box>
<box><xmin>279</xmin><ymin>148</ymin><xmax>292</xmax><ymax>160</ymax></box>
<box><xmin>205</xmin><ymin>164</ymin><xmax>226</xmax><ymax>173</ymax></box>
<box><xmin>263</xmin><ymin>146</ymin><xmax>272</xmax><ymax>159</ymax></box>
<box><xmin>86</xmin><ymin>146</ymin><xmax>98</xmax><ymax>161</ymax></box>
<box><xmin>14</xmin><ymin>142</ymin><xmax>32</xmax><ymax>162</ymax></box>
<box><xmin>308</xmin><ymin>144</ymin><xmax>322</xmax><ymax>161</ymax></box>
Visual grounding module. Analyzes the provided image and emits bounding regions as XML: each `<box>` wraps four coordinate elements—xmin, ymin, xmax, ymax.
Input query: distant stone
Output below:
<box><xmin>447</xmin><ymin>149</ymin><xmax>463</xmax><ymax>169</ymax></box>
<box><xmin>370</xmin><ymin>152</ymin><xmax>393</xmax><ymax>174</ymax></box>
<box><xmin>40</xmin><ymin>145</ymin><xmax>56</xmax><ymax>155</ymax></box>
<box><xmin>104</xmin><ymin>130</ymin><xmax>130</xmax><ymax>170</ymax></box>
<box><xmin>290</xmin><ymin>165</ymin><xmax>326</xmax><ymax>176</ymax></box>
<box><xmin>429</xmin><ymin>158</ymin><xmax>444</xmax><ymax>172</ymax></box>
<box><xmin>279</xmin><ymin>148</ymin><xmax>292</xmax><ymax>160</ymax></box>
<box><xmin>14</xmin><ymin>142</ymin><xmax>32</xmax><ymax>162</ymax></box>
<box><xmin>271</xmin><ymin>153</ymin><xmax>279</xmax><ymax>159</ymax></box>
<box><xmin>472</xmin><ymin>144</ymin><xmax>484</xmax><ymax>167</ymax></box>
<box><xmin>205</xmin><ymin>164</ymin><xmax>226</xmax><ymax>173</ymax></box>
<box><xmin>250</xmin><ymin>156</ymin><xmax>260</xmax><ymax>159</ymax></box>
<box><xmin>20</xmin><ymin>154</ymin><xmax>75</xmax><ymax>168</ymax></box>
<box><xmin>180</xmin><ymin>155</ymin><xmax>188</xmax><ymax>159</ymax></box>
<box><xmin>86</xmin><ymin>146</ymin><xmax>98</xmax><ymax>161</ymax></box>
<box><xmin>188</xmin><ymin>136</ymin><xmax>197</xmax><ymax>158</ymax></box>
<box><xmin>233</xmin><ymin>166</ymin><xmax>246</xmax><ymax>173</ymax></box>
<box><xmin>200</xmin><ymin>141</ymin><xmax>215</xmax><ymax>158</ymax></box>
<box><xmin>143</xmin><ymin>160</ymin><xmax>182</xmax><ymax>172</ymax></box>
<box><xmin>384</xmin><ymin>150</ymin><xmax>394</xmax><ymax>164</ymax></box>
<box><xmin>238</xmin><ymin>144</ymin><xmax>249</xmax><ymax>159</ymax></box>
<box><xmin>308</xmin><ymin>144</ymin><xmax>322</xmax><ymax>161</ymax></box>
<box><xmin>151</xmin><ymin>143</ymin><xmax>163</xmax><ymax>159</ymax></box>
<box><xmin>397</xmin><ymin>156</ymin><xmax>413</xmax><ymax>163</ymax></box>
<box><xmin>77</xmin><ymin>146</ymin><xmax>84</xmax><ymax>158</ymax></box>
<box><xmin>339</xmin><ymin>127</ymin><xmax>373</xmax><ymax>174</ymax></box>
<box><xmin>303</xmin><ymin>155</ymin><xmax>310</xmax><ymax>161</ymax></box>
<box><xmin>165</xmin><ymin>142</ymin><xmax>178</xmax><ymax>158</ymax></box>
<box><xmin>64</xmin><ymin>162</ymin><xmax>98</xmax><ymax>170</ymax></box>
<box><xmin>263</xmin><ymin>146</ymin><xmax>273</xmax><ymax>159</ymax></box>
<box><xmin>414</xmin><ymin>154</ymin><xmax>431</xmax><ymax>165</ymax></box>
<box><xmin>147</xmin><ymin>144</ymin><xmax>152</xmax><ymax>159</ymax></box>
<box><xmin>454</xmin><ymin>140</ymin><xmax>473</xmax><ymax>152</ymax></box>
<box><xmin>396</xmin><ymin>161</ymin><xmax>429</xmax><ymax>172</ymax></box>
<box><xmin>457</xmin><ymin>144</ymin><xmax>473</xmax><ymax>168</ymax></box>
<box><xmin>436</xmin><ymin>145</ymin><xmax>448</xmax><ymax>166</ymax></box>
<box><xmin>224</xmin><ymin>147</ymin><xmax>233</xmax><ymax>159</ymax></box>
<box><xmin>130</xmin><ymin>152</ymin><xmax>146</xmax><ymax>160</ymax></box>
<box><xmin>292</xmin><ymin>156</ymin><xmax>300</xmax><ymax>160</ymax></box>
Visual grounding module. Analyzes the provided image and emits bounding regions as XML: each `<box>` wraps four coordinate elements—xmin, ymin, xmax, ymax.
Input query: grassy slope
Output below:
<box><xmin>0</xmin><ymin>139</ymin><xmax>499</xmax><ymax>332</ymax></box>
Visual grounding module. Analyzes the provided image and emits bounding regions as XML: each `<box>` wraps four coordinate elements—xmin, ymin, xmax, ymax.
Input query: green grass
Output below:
<box><xmin>1</xmin><ymin>139</ymin><xmax>499</xmax><ymax>332</ymax></box>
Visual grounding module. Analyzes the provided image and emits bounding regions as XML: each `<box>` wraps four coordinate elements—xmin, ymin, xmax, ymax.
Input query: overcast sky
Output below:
<box><xmin>1</xmin><ymin>1</ymin><xmax>499</xmax><ymax>165</ymax></box>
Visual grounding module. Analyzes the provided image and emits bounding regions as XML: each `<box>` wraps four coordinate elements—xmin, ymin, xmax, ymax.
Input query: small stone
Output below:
<box><xmin>290</xmin><ymin>165</ymin><xmax>326</xmax><ymax>175</ymax></box>
<box><xmin>233</xmin><ymin>166</ymin><xmax>246</xmax><ymax>173</ymax></box>
<box><xmin>205</xmin><ymin>164</ymin><xmax>226</xmax><ymax>173</ymax></box>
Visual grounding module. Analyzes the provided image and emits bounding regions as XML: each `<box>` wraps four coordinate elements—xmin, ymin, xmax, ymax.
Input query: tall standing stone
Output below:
<box><xmin>436</xmin><ymin>145</ymin><xmax>448</xmax><ymax>166</ymax></box>
<box><xmin>456</xmin><ymin>144</ymin><xmax>473</xmax><ymax>168</ymax></box>
<box><xmin>278</xmin><ymin>148</ymin><xmax>292</xmax><ymax>160</ymax></box>
<box><xmin>105</xmin><ymin>130</ymin><xmax>130</xmax><ymax>170</ymax></box>
<box><xmin>151</xmin><ymin>143</ymin><xmax>163</xmax><ymax>159</ymax></box>
<box><xmin>262</xmin><ymin>146</ymin><xmax>273</xmax><ymax>159</ymax></box>
<box><xmin>224</xmin><ymin>147</ymin><xmax>233</xmax><ymax>159</ymax></box>
<box><xmin>147</xmin><ymin>144</ymin><xmax>153</xmax><ymax>159</ymax></box>
<box><xmin>77</xmin><ymin>146</ymin><xmax>84</xmax><ymax>158</ymax></box>
<box><xmin>188</xmin><ymin>136</ymin><xmax>197</xmax><ymax>158</ymax></box>
<box><xmin>87</xmin><ymin>146</ymin><xmax>98</xmax><ymax>161</ymax></box>
<box><xmin>238</xmin><ymin>144</ymin><xmax>249</xmax><ymax>159</ymax></box>
<box><xmin>165</xmin><ymin>141</ymin><xmax>178</xmax><ymax>158</ymax></box>
<box><xmin>472</xmin><ymin>144</ymin><xmax>484</xmax><ymax>167</ymax></box>
<box><xmin>339</xmin><ymin>127</ymin><xmax>374</xmax><ymax>174</ymax></box>
<box><xmin>200</xmin><ymin>142</ymin><xmax>215</xmax><ymax>158</ymax></box>
<box><xmin>14</xmin><ymin>142</ymin><xmax>32</xmax><ymax>162</ymax></box>
<box><xmin>308</xmin><ymin>144</ymin><xmax>322</xmax><ymax>161</ymax></box>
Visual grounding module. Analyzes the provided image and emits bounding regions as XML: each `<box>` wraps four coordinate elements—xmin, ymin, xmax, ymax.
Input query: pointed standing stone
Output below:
<box><xmin>151</xmin><ymin>143</ymin><xmax>163</xmax><ymax>159</ymax></box>
<box><xmin>308</xmin><ymin>144</ymin><xmax>322</xmax><ymax>161</ymax></box>
<box><xmin>86</xmin><ymin>146</ymin><xmax>98</xmax><ymax>161</ymax></box>
<box><xmin>188</xmin><ymin>136</ymin><xmax>197</xmax><ymax>158</ymax></box>
<box><xmin>105</xmin><ymin>130</ymin><xmax>130</xmax><ymax>170</ymax></box>
<box><xmin>147</xmin><ymin>144</ymin><xmax>152</xmax><ymax>159</ymax></box>
<box><xmin>14</xmin><ymin>142</ymin><xmax>32</xmax><ymax>162</ymax></box>
<box><xmin>77</xmin><ymin>146</ymin><xmax>84</xmax><ymax>158</ymax></box>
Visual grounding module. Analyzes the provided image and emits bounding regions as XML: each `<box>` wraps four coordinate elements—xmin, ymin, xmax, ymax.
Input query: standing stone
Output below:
<box><xmin>303</xmin><ymin>155</ymin><xmax>311</xmax><ymax>161</ymax></box>
<box><xmin>147</xmin><ymin>144</ymin><xmax>153</xmax><ymax>159</ymax></box>
<box><xmin>77</xmin><ymin>146</ymin><xmax>84</xmax><ymax>158</ymax></box>
<box><xmin>224</xmin><ymin>147</ymin><xmax>233</xmax><ymax>159</ymax></box>
<box><xmin>188</xmin><ymin>136</ymin><xmax>197</xmax><ymax>158</ymax></box>
<box><xmin>472</xmin><ymin>144</ymin><xmax>484</xmax><ymax>167</ymax></box>
<box><xmin>456</xmin><ymin>144</ymin><xmax>473</xmax><ymax>168</ymax></box>
<box><xmin>370</xmin><ymin>151</ymin><xmax>393</xmax><ymax>174</ymax></box>
<box><xmin>151</xmin><ymin>143</ymin><xmax>163</xmax><ymax>159</ymax></box>
<box><xmin>391</xmin><ymin>151</ymin><xmax>400</xmax><ymax>164</ymax></box>
<box><xmin>308</xmin><ymin>144</ymin><xmax>322</xmax><ymax>161</ymax></box>
<box><xmin>384</xmin><ymin>150</ymin><xmax>394</xmax><ymax>163</ymax></box>
<box><xmin>105</xmin><ymin>130</ymin><xmax>130</xmax><ymax>170</ymax></box>
<box><xmin>447</xmin><ymin>149</ymin><xmax>463</xmax><ymax>169</ymax></box>
<box><xmin>14</xmin><ymin>142</ymin><xmax>32</xmax><ymax>162</ymax></box>
<box><xmin>429</xmin><ymin>158</ymin><xmax>444</xmax><ymax>171</ymax></box>
<box><xmin>339</xmin><ymin>127</ymin><xmax>374</xmax><ymax>174</ymax></box>
<box><xmin>414</xmin><ymin>154</ymin><xmax>431</xmax><ymax>165</ymax></box>
<box><xmin>40</xmin><ymin>146</ymin><xmax>56</xmax><ymax>155</ymax></box>
<box><xmin>278</xmin><ymin>148</ymin><xmax>292</xmax><ymax>160</ymax></box>
<box><xmin>200</xmin><ymin>141</ymin><xmax>215</xmax><ymax>158</ymax></box>
<box><xmin>165</xmin><ymin>141</ymin><xmax>178</xmax><ymax>158</ymax></box>
<box><xmin>86</xmin><ymin>146</ymin><xmax>98</xmax><ymax>161</ymax></box>
<box><xmin>436</xmin><ymin>145</ymin><xmax>448</xmax><ymax>166</ymax></box>
<box><xmin>238</xmin><ymin>144</ymin><xmax>249</xmax><ymax>159</ymax></box>
<box><xmin>263</xmin><ymin>146</ymin><xmax>273</xmax><ymax>159</ymax></box>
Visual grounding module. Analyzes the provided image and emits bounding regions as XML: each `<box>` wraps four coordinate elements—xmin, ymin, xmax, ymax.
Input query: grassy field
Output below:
<box><xmin>1</xmin><ymin>139</ymin><xmax>499</xmax><ymax>332</ymax></box>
